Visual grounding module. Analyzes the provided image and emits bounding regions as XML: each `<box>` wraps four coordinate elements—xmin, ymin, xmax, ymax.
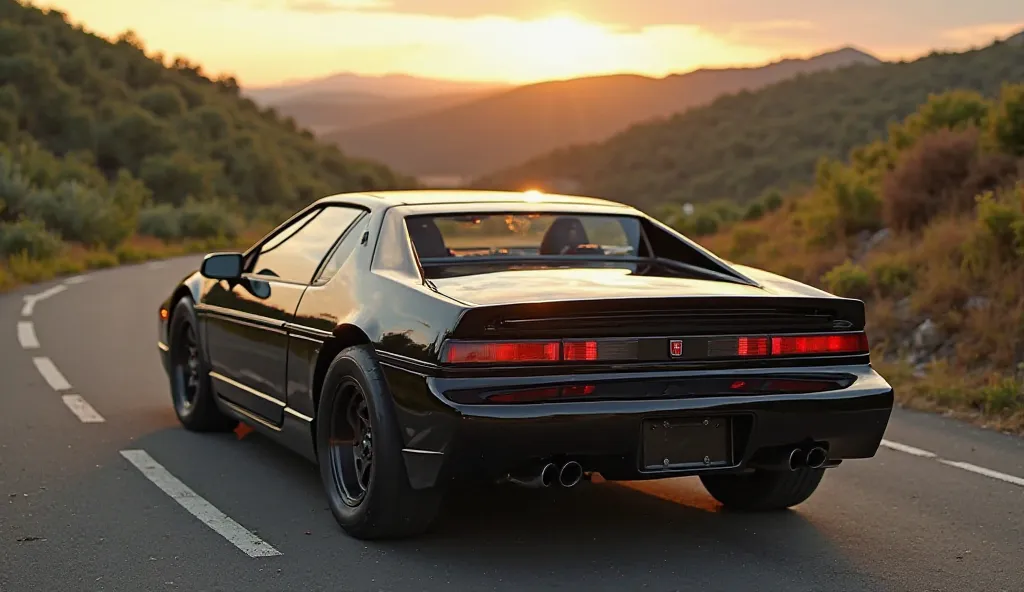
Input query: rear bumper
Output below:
<box><xmin>385</xmin><ymin>363</ymin><xmax>894</xmax><ymax>489</ymax></box>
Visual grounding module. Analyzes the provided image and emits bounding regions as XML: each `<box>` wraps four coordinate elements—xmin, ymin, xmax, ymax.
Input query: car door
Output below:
<box><xmin>200</xmin><ymin>205</ymin><xmax>365</xmax><ymax>426</ymax></box>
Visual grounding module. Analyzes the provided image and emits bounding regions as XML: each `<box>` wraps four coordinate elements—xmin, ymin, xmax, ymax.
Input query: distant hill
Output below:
<box><xmin>475</xmin><ymin>37</ymin><xmax>1024</xmax><ymax>210</ymax></box>
<box><xmin>266</xmin><ymin>90</ymin><xmax>495</xmax><ymax>136</ymax></box>
<box><xmin>324</xmin><ymin>47</ymin><xmax>881</xmax><ymax>180</ymax></box>
<box><xmin>245</xmin><ymin>72</ymin><xmax>509</xmax><ymax>104</ymax></box>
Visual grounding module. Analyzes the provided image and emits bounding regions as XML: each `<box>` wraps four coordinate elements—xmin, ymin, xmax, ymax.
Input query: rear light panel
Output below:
<box><xmin>444</xmin><ymin>340</ymin><xmax>559</xmax><ymax>364</ymax></box>
<box><xmin>440</xmin><ymin>332</ymin><xmax>868</xmax><ymax>365</ymax></box>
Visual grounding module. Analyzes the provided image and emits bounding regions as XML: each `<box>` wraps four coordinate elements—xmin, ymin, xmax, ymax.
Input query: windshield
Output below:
<box><xmin>406</xmin><ymin>213</ymin><xmax>645</xmax><ymax>277</ymax></box>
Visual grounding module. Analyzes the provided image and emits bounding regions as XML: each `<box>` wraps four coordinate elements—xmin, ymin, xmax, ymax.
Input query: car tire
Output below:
<box><xmin>316</xmin><ymin>345</ymin><xmax>444</xmax><ymax>540</ymax></box>
<box><xmin>699</xmin><ymin>467</ymin><xmax>825</xmax><ymax>511</ymax></box>
<box><xmin>167</xmin><ymin>297</ymin><xmax>237</xmax><ymax>432</ymax></box>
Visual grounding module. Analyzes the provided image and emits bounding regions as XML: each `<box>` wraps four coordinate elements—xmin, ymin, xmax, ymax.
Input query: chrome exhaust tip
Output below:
<box><xmin>541</xmin><ymin>462</ymin><xmax>558</xmax><ymax>487</ymax></box>
<box><xmin>787</xmin><ymin>448</ymin><xmax>804</xmax><ymax>471</ymax></box>
<box><xmin>806</xmin><ymin>447</ymin><xmax>828</xmax><ymax>469</ymax></box>
<box><xmin>508</xmin><ymin>462</ymin><xmax>558</xmax><ymax>488</ymax></box>
<box><xmin>558</xmin><ymin>461</ymin><xmax>583</xmax><ymax>488</ymax></box>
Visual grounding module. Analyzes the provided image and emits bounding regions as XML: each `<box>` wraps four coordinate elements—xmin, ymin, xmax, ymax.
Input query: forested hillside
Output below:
<box><xmin>693</xmin><ymin>86</ymin><xmax>1024</xmax><ymax>432</ymax></box>
<box><xmin>327</xmin><ymin>48</ymin><xmax>878</xmax><ymax>180</ymax></box>
<box><xmin>0</xmin><ymin>0</ymin><xmax>411</xmax><ymax>287</ymax></box>
<box><xmin>476</xmin><ymin>36</ymin><xmax>1024</xmax><ymax>211</ymax></box>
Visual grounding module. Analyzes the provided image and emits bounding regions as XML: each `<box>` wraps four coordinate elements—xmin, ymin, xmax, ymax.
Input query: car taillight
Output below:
<box><xmin>771</xmin><ymin>333</ymin><xmax>869</xmax><ymax>356</ymax></box>
<box><xmin>444</xmin><ymin>341</ymin><xmax>560</xmax><ymax>364</ymax></box>
<box><xmin>737</xmin><ymin>337</ymin><xmax>769</xmax><ymax>356</ymax></box>
<box><xmin>563</xmin><ymin>341</ymin><xmax>598</xmax><ymax>361</ymax></box>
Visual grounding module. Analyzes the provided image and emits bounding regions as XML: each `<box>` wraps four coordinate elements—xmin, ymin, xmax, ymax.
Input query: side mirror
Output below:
<box><xmin>200</xmin><ymin>252</ymin><xmax>244</xmax><ymax>280</ymax></box>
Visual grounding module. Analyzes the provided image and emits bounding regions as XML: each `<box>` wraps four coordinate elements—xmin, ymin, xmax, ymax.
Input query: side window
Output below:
<box><xmin>250</xmin><ymin>206</ymin><xmax>363</xmax><ymax>284</ymax></box>
<box><xmin>314</xmin><ymin>216</ymin><xmax>369</xmax><ymax>284</ymax></box>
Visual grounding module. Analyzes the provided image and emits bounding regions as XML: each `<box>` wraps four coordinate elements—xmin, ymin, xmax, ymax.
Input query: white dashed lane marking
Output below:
<box><xmin>120</xmin><ymin>450</ymin><xmax>282</xmax><ymax>558</ymax></box>
<box><xmin>881</xmin><ymin>439</ymin><xmax>1023</xmax><ymax>489</ymax></box>
<box><xmin>879</xmin><ymin>439</ymin><xmax>937</xmax><ymax>458</ymax></box>
<box><xmin>32</xmin><ymin>357</ymin><xmax>71</xmax><ymax>391</ymax></box>
<box><xmin>21</xmin><ymin>284</ymin><xmax>67</xmax><ymax>316</ymax></box>
<box><xmin>939</xmin><ymin>459</ymin><xmax>1024</xmax><ymax>488</ymax></box>
<box><xmin>17</xmin><ymin>321</ymin><xmax>39</xmax><ymax>349</ymax></box>
<box><xmin>61</xmin><ymin>395</ymin><xmax>105</xmax><ymax>423</ymax></box>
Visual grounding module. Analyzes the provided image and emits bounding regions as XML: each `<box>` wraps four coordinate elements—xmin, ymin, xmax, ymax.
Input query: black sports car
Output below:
<box><xmin>157</xmin><ymin>190</ymin><xmax>894</xmax><ymax>539</ymax></box>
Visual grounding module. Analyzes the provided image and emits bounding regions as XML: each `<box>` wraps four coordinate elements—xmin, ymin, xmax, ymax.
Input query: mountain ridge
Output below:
<box><xmin>473</xmin><ymin>38</ymin><xmax>1024</xmax><ymax>210</ymax></box>
<box><xmin>323</xmin><ymin>47</ymin><xmax>882</xmax><ymax>180</ymax></box>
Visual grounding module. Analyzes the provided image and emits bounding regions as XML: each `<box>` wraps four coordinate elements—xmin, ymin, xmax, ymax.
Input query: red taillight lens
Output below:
<box><xmin>737</xmin><ymin>337</ymin><xmax>769</xmax><ymax>356</ymax></box>
<box><xmin>771</xmin><ymin>333</ymin><xmax>869</xmax><ymax>356</ymax></box>
<box><xmin>563</xmin><ymin>341</ymin><xmax>598</xmax><ymax>361</ymax></box>
<box><xmin>445</xmin><ymin>341</ymin><xmax>560</xmax><ymax>364</ymax></box>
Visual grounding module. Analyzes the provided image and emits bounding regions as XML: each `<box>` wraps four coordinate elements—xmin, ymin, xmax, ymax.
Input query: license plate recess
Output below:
<box><xmin>641</xmin><ymin>416</ymin><xmax>732</xmax><ymax>471</ymax></box>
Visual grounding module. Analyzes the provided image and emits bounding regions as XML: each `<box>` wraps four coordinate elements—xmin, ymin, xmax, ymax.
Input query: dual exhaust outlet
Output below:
<box><xmin>508</xmin><ymin>461</ymin><xmax>583</xmax><ymax>489</ymax></box>
<box><xmin>785</xmin><ymin>445</ymin><xmax>829</xmax><ymax>470</ymax></box>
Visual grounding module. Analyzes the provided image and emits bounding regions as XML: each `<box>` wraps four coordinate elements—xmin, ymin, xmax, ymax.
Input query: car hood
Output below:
<box><xmin>429</xmin><ymin>266</ymin><xmax>834</xmax><ymax>307</ymax></box>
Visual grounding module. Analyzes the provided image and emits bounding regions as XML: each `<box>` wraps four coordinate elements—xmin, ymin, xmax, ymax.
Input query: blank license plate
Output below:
<box><xmin>641</xmin><ymin>417</ymin><xmax>732</xmax><ymax>471</ymax></box>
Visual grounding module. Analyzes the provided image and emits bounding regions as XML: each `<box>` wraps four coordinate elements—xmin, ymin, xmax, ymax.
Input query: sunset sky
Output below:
<box><xmin>39</xmin><ymin>0</ymin><xmax>1024</xmax><ymax>87</ymax></box>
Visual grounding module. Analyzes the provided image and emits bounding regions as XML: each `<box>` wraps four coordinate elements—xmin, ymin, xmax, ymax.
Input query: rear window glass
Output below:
<box><xmin>406</xmin><ymin>213</ymin><xmax>643</xmax><ymax>260</ymax></box>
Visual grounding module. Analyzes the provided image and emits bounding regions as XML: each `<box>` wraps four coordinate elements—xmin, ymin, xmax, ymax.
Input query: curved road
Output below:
<box><xmin>1</xmin><ymin>257</ymin><xmax>1023</xmax><ymax>592</ymax></box>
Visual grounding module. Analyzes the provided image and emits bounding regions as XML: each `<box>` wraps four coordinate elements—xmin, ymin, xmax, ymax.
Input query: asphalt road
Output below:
<box><xmin>2</xmin><ymin>256</ymin><xmax>1023</xmax><ymax>592</ymax></box>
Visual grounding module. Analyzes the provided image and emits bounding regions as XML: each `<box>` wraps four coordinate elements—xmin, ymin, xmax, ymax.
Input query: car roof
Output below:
<box><xmin>314</xmin><ymin>189</ymin><xmax>632</xmax><ymax>210</ymax></box>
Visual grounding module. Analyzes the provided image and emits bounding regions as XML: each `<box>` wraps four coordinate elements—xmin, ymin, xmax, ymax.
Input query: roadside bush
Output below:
<box><xmin>882</xmin><ymin>128</ymin><xmax>980</xmax><ymax>231</ymax></box>
<box><xmin>0</xmin><ymin>217</ymin><xmax>63</xmax><ymax>258</ymax></box>
<box><xmin>868</xmin><ymin>253</ymin><xmax>915</xmax><ymax>298</ymax></box>
<box><xmin>963</xmin><ymin>187</ymin><xmax>1024</xmax><ymax>269</ymax></box>
<box><xmin>728</xmin><ymin>226</ymin><xmax>767</xmax><ymax>259</ymax></box>
<box><xmin>0</xmin><ymin>152</ymin><xmax>32</xmax><ymax>219</ymax></box>
<box><xmin>814</xmin><ymin>158</ymin><xmax>882</xmax><ymax>235</ymax></box>
<box><xmin>137</xmin><ymin>203</ymin><xmax>182</xmax><ymax>242</ymax></box>
<box><xmin>822</xmin><ymin>260</ymin><xmax>871</xmax><ymax>299</ymax></box>
<box><xmin>177</xmin><ymin>200</ymin><xmax>239</xmax><ymax>240</ymax></box>
<box><xmin>987</xmin><ymin>83</ymin><xmax>1024</xmax><ymax>156</ymax></box>
<box><xmin>20</xmin><ymin>180</ymin><xmax>132</xmax><ymax>247</ymax></box>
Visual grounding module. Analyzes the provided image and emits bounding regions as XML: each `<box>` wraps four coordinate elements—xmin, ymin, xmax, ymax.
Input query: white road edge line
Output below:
<box><xmin>119</xmin><ymin>450</ymin><xmax>282</xmax><ymax>558</ymax></box>
<box><xmin>64</xmin><ymin>275</ymin><xmax>89</xmax><ymax>285</ymax></box>
<box><xmin>17</xmin><ymin>321</ymin><xmax>39</xmax><ymax>349</ymax></box>
<box><xmin>21</xmin><ymin>284</ymin><xmax>68</xmax><ymax>316</ymax></box>
<box><xmin>61</xmin><ymin>395</ymin><xmax>105</xmax><ymax>423</ymax></box>
<box><xmin>938</xmin><ymin>459</ymin><xmax>1024</xmax><ymax>488</ymax></box>
<box><xmin>32</xmin><ymin>357</ymin><xmax>71</xmax><ymax>391</ymax></box>
<box><xmin>879</xmin><ymin>439</ymin><xmax>937</xmax><ymax>458</ymax></box>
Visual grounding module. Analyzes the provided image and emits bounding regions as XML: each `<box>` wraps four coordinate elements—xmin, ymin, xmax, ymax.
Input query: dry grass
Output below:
<box><xmin>0</xmin><ymin>227</ymin><xmax>268</xmax><ymax>293</ymax></box>
<box><xmin>697</xmin><ymin>199</ymin><xmax>1024</xmax><ymax>434</ymax></box>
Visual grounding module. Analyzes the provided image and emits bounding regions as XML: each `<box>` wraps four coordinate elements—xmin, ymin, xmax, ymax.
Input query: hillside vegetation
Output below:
<box><xmin>326</xmin><ymin>48</ymin><xmax>878</xmax><ymax>180</ymax></box>
<box><xmin>693</xmin><ymin>86</ymin><xmax>1024</xmax><ymax>432</ymax></box>
<box><xmin>477</xmin><ymin>37</ymin><xmax>1024</xmax><ymax>212</ymax></box>
<box><xmin>0</xmin><ymin>0</ymin><xmax>411</xmax><ymax>288</ymax></box>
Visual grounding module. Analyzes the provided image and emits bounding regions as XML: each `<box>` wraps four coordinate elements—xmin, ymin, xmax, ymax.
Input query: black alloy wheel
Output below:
<box><xmin>171</xmin><ymin>319</ymin><xmax>201</xmax><ymax>415</ymax></box>
<box><xmin>329</xmin><ymin>378</ymin><xmax>374</xmax><ymax>506</ymax></box>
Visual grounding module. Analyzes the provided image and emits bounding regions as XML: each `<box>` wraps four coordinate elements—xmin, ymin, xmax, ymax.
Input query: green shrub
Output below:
<box><xmin>20</xmin><ymin>180</ymin><xmax>132</xmax><ymax>247</ymax></box>
<box><xmin>137</xmin><ymin>203</ymin><xmax>182</xmax><ymax>241</ymax></box>
<box><xmin>760</xmin><ymin>189</ymin><xmax>783</xmax><ymax>213</ymax></box>
<box><xmin>822</xmin><ymin>260</ymin><xmax>871</xmax><ymax>299</ymax></box>
<box><xmin>987</xmin><ymin>83</ymin><xmax>1024</xmax><ymax>156</ymax></box>
<box><xmin>178</xmin><ymin>200</ymin><xmax>239</xmax><ymax>240</ymax></box>
<box><xmin>868</xmin><ymin>254</ymin><xmax>915</xmax><ymax>298</ymax></box>
<box><xmin>743</xmin><ymin>201</ymin><xmax>765</xmax><ymax>221</ymax></box>
<box><xmin>966</xmin><ymin>186</ymin><xmax>1024</xmax><ymax>266</ymax></box>
<box><xmin>0</xmin><ymin>152</ymin><xmax>32</xmax><ymax>218</ymax></box>
<box><xmin>0</xmin><ymin>218</ymin><xmax>63</xmax><ymax>258</ymax></box>
<box><xmin>814</xmin><ymin>158</ymin><xmax>882</xmax><ymax>235</ymax></box>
